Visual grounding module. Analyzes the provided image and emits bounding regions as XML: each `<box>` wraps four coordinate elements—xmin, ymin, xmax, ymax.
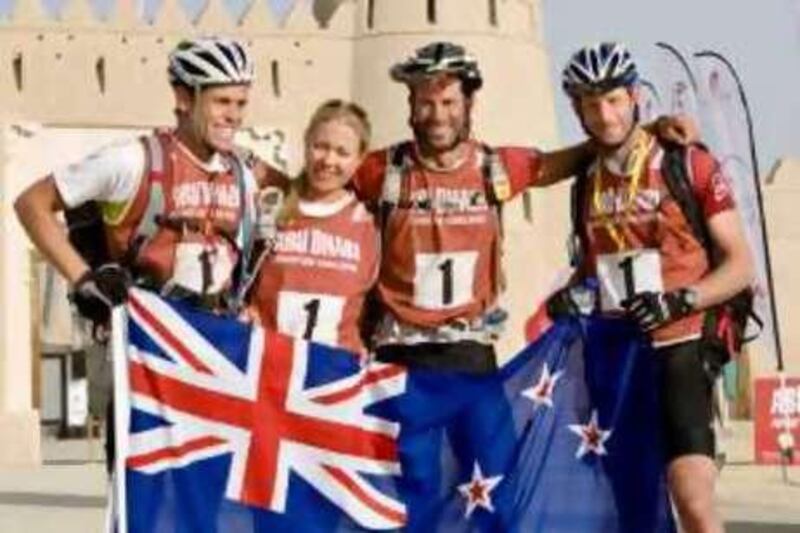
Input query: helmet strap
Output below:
<box><xmin>174</xmin><ymin>86</ymin><xmax>215</xmax><ymax>162</ymax></box>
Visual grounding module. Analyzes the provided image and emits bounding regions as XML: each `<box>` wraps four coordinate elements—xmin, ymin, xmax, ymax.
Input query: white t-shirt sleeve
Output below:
<box><xmin>52</xmin><ymin>139</ymin><xmax>146</xmax><ymax>209</ymax></box>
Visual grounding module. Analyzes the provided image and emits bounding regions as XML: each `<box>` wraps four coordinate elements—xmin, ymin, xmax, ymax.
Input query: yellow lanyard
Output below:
<box><xmin>591</xmin><ymin>133</ymin><xmax>655</xmax><ymax>251</ymax></box>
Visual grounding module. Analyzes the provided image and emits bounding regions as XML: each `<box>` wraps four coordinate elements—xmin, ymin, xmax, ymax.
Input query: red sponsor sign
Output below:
<box><xmin>754</xmin><ymin>377</ymin><xmax>800</xmax><ymax>464</ymax></box>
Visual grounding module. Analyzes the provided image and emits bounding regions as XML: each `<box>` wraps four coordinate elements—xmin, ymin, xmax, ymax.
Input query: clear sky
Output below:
<box><xmin>1</xmin><ymin>0</ymin><xmax>797</xmax><ymax>171</ymax></box>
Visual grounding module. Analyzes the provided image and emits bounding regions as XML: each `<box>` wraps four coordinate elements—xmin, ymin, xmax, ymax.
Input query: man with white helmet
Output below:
<box><xmin>15</xmin><ymin>36</ymin><xmax>263</xmax><ymax>472</ymax></box>
<box><xmin>16</xmin><ymin>36</ymin><xmax>261</xmax><ymax>323</ymax></box>
<box><xmin>549</xmin><ymin>42</ymin><xmax>754</xmax><ymax>532</ymax></box>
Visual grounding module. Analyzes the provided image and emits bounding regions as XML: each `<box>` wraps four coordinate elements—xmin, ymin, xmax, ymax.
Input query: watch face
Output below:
<box><xmin>683</xmin><ymin>288</ymin><xmax>698</xmax><ymax>310</ymax></box>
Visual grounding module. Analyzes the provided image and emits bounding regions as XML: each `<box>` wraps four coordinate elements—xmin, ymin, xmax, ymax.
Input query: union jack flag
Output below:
<box><xmin>120</xmin><ymin>288</ymin><xmax>407</xmax><ymax>530</ymax></box>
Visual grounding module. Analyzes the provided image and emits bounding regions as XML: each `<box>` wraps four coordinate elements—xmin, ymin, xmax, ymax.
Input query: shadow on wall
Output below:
<box><xmin>313</xmin><ymin>0</ymin><xmax>347</xmax><ymax>27</ymax></box>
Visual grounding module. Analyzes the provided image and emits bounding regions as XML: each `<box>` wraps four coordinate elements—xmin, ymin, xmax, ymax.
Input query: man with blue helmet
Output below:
<box><xmin>552</xmin><ymin>42</ymin><xmax>754</xmax><ymax>533</ymax></box>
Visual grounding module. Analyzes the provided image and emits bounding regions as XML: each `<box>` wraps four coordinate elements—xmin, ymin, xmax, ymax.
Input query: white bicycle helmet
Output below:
<box><xmin>390</xmin><ymin>41</ymin><xmax>483</xmax><ymax>93</ymax></box>
<box><xmin>168</xmin><ymin>37</ymin><xmax>255</xmax><ymax>88</ymax></box>
<box><xmin>562</xmin><ymin>42</ymin><xmax>639</xmax><ymax>98</ymax></box>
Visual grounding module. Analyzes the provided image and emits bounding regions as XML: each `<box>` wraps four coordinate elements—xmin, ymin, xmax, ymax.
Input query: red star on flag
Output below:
<box><xmin>521</xmin><ymin>363</ymin><xmax>563</xmax><ymax>408</ymax></box>
<box><xmin>457</xmin><ymin>462</ymin><xmax>503</xmax><ymax>518</ymax></box>
<box><xmin>568</xmin><ymin>410</ymin><xmax>612</xmax><ymax>459</ymax></box>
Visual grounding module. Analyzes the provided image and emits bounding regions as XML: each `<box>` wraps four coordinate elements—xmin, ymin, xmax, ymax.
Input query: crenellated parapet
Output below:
<box><xmin>1</xmin><ymin>1</ymin><xmax>357</xmax><ymax>40</ymax></box>
<box><xmin>353</xmin><ymin>0</ymin><xmax>541</xmax><ymax>39</ymax></box>
<box><xmin>0</xmin><ymin>1</ymin><xmax>361</xmax><ymax>129</ymax></box>
<box><xmin>0</xmin><ymin>0</ymin><xmax>544</xmax><ymax>130</ymax></box>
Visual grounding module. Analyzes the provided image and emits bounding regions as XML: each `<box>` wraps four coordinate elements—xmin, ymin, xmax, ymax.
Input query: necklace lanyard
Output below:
<box><xmin>203</xmin><ymin>172</ymin><xmax>220</xmax><ymax>242</ymax></box>
<box><xmin>591</xmin><ymin>134</ymin><xmax>655</xmax><ymax>251</ymax></box>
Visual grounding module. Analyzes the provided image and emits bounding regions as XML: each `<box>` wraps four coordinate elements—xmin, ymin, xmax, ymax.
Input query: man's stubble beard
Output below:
<box><xmin>411</xmin><ymin>114</ymin><xmax>473</xmax><ymax>157</ymax></box>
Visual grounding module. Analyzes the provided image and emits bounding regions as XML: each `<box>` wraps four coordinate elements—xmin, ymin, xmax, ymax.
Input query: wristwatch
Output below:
<box><xmin>675</xmin><ymin>287</ymin><xmax>699</xmax><ymax>315</ymax></box>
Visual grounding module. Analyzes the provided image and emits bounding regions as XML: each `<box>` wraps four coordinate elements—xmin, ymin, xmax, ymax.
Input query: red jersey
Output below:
<box><xmin>580</xmin><ymin>141</ymin><xmax>735</xmax><ymax>345</ymax></box>
<box><xmin>250</xmin><ymin>194</ymin><xmax>379</xmax><ymax>354</ymax></box>
<box><xmin>353</xmin><ymin>140</ymin><xmax>542</xmax><ymax>329</ymax></box>
<box><xmin>106</xmin><ymin>131</ymin><xmax>242</xmax><ymax>294</ymax></box>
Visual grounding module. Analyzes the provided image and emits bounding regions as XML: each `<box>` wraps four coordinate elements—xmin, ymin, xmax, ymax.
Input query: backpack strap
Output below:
<box><xmin>569</xmin><ymin>163</ymin><xmax>592</xmax><ymax>269</ymax></box>
<box><xmin>229</xmin><ymin>148</ymin><xmax>259</xmax><ymax>308</ymax></box>
<box><xmin>659</xmin><ymin>143</ymin><xmax>717</xmax><ymax>263</ymax></box>
<box><xmin>119</xmin><ymin>133</ymin><xmax>165</xmax><ymax>273</ymax></box>
<box><xmin>477</xmin><ymin>144</ymin><xmax>512</xmax><ymax>203</ymax></box>
<box><xmin>378</xmin><ymin>142</ymin><xmax>409</xmax><ymax>232</ymax></box>
<box><xmin>660</xmin><ymin>142</ymin><xmax>763</xmax><ymax>348</ymax></box>
<box><xmin>382</xmin><ymin>142</ymin><xmax>407</xmax><ymax>204</ymax></box>
<box><xmin>476</xmin><ymin>144</ymin><xmax>509</xmax><ymax>294</ymax></box>
<box><xmin>477</xmin><ymin>144</ymin><xmax>507</xmax><ymax>235</ymax></box>
<box><xmin>135</xmin><ymin>133</ymin><xmax>166</xmax><ymax>241</ymax></box>
<box><xmin>229</xmin><ymin>148</ymin><xmax>257</xmax><ymax>258</ymax></box>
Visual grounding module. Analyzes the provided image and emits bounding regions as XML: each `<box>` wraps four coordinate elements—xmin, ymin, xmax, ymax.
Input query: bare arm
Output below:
<box><xmin>691</xmin><ymin>210</ymin><xmax>754</xmax><ymax>310</ymax></box>
<box><xmin>535</xmin><ymin>115</ymin><xmax>699</xmax><ymax>188</ymax></box>
<box><xmin>14</xmin><ymin>176</ymin><xmax>90</xmax><ymax>284</ymax></box>
<box><xmin>536</xmin><ymin>141</ymin><xmax>594</xmax><ymax>187</ymax></box>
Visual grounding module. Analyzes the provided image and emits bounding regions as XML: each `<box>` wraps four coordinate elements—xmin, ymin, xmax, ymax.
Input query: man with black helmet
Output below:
<box><xmin>353</xmin><ymin>41</ymin><xmax>695</xmax><ymax>374</ymax></box>
<box><xmin>549</xmin><ymin>42</ymin><xmax>754</xmax><ymax>533</ymax></box>
<box><xmin>14</xmin><ymin>36</ymin><xmax>264</xmax><ymax>471</ymax></box>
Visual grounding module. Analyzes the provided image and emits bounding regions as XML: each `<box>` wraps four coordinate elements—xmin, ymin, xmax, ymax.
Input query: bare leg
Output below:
<box><xmin>667</xmin><ymin>454</ymin><xmax>723</xmax><ymax>533</ymax></box>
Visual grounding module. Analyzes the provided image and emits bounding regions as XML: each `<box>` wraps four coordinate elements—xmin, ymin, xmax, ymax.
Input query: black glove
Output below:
<box><xmin>546</xmin><ymin>284</ymin><xmax>597</xmax><ymax>320</ymax></box>
<box><xmin>70</xmin><ymin>264</ymin><xmax>132</xmax><ymax>327</ymax></box>
<box><xmin>621</xmin><ymin>289</ymin><xmax>696</xmax><ymax>332</ymax></box>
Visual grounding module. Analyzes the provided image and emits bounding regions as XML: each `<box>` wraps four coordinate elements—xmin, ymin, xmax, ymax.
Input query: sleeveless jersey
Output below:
<box><xmin>354</xmin><ymin>140</ymin><xmax>542</xmax><ymax>331</ymax></box>
<box><xmin>580</xmin><ymin>142</ymin><xmax>735</xmax><ymax>346</ymax></box>
<box><xmin>378</xmin><ymin>143</ymin><xmax>501</xmax><ymax>327</ymax></box>
<box><xmin>105</xmin><ymin>131</ymin><xmax>243</xmax><ymax>295</ymax></box>
<box><xmin>249</xmin><ymin>195</ymin><xmax>380</xmax><ymax>354</ymax></box>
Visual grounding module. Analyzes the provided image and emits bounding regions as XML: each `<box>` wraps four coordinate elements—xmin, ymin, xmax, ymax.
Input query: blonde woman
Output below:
<box><xmin>248</xmin><ymin>100</ymin><xmax>379</xmax><ymax>354</ymax></box>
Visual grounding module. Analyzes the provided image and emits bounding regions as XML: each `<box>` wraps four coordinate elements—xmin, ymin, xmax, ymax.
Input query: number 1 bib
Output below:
<box><xmin>276</xmin><ymin>290</ymin><xmax>345</xmax><ymax>346</ymax></box>
<box><xmin>596</xmin><ymin>249</ymin><xmax>664</xmax><ymax>312</ymax></box>
<box><xmin>413</xmin><ymin>251</ymin><xmax>479</xmax><ymax>310</ymax></box>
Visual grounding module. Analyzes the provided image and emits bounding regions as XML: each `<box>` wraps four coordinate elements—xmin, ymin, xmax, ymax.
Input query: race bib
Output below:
<box><xmin>413</xmin><ymin>251</ymin><xmax>478</xmax><ymax>310</ymax></box>
<box><xmin>276</xmin><ymin>291</ymin><xmax>345</xmax><ymax>345</ymax></box>
<box><xmin>168</xmin><ymin>240</ymin><xmax>235</xmax><ymax>296</ymax></box>
<box><xmin>596</xmin><ymin>249</ymin><xmax>663</xmax><ymax>312</ymax></box>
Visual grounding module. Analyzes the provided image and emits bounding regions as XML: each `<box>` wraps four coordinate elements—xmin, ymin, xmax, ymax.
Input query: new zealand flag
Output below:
<box><xmin>112</xmin><ymin>288</ymin><xmax>674</xmax><ymax>532</ymax></box>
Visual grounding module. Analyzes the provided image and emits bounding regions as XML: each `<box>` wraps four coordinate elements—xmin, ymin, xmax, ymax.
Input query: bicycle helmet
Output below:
<box><xmin>390</xmin><ymin>41</ymin><xmax>483</xmax><ymax>93</ymax></box>
<box><xmin>562</xmin><ymin>42</ymin><xmax>639</xmax><ymax>98</ymax></box>
<box><xmin>168</xmin><ymin>37</ymin><xmax>255</xmax><ymax>88</ymax></box>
